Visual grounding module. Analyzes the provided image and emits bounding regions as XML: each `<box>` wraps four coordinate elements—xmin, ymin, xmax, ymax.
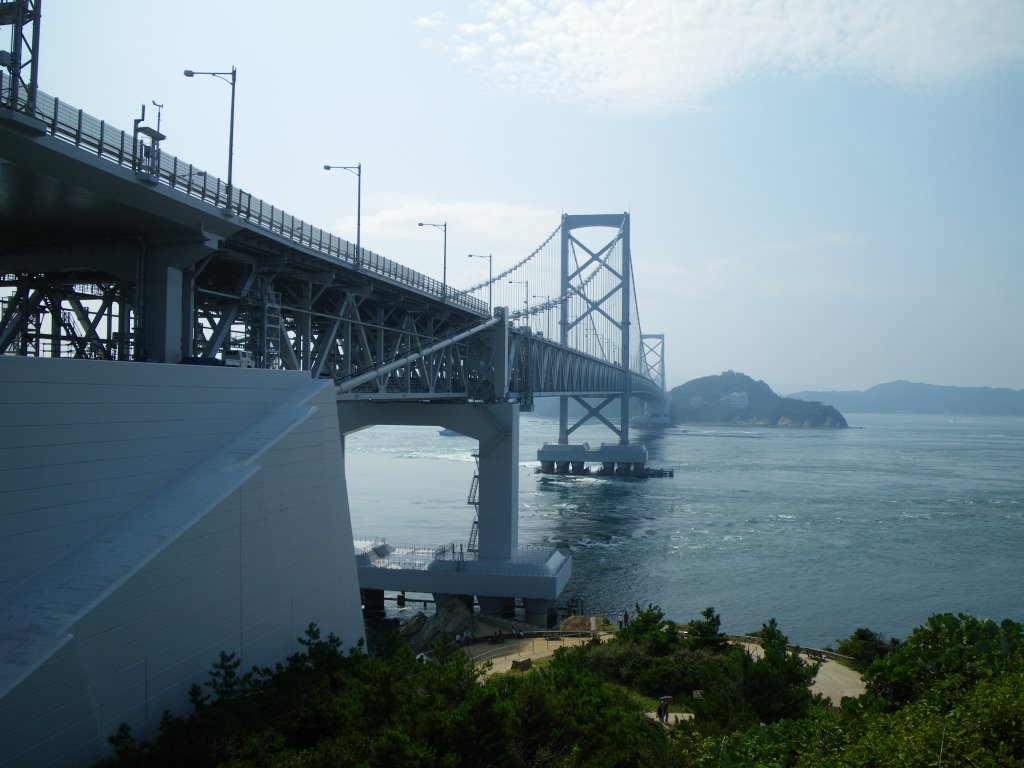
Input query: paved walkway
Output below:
<box><xmin>465</xmin><ymin>626</ymin><xmax>865</xmax><ymax>707</ymax></box>
<box><xmin>739</xmin><ymin>642</ymin><xmax>865</xmax><ymax>704</ymax></box>
<box><xmin>809</xmin><ymin>656</ymin><xmax>865</xmax><ymax>703</ymax></box>
<box><xmin>463</xmin><ymin>630</ymin><xmax>600</xmax><ymax>676</ymax></box>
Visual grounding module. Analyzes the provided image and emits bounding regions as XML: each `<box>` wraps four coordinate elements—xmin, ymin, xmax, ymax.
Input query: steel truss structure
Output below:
<box><xmin>0</xmin><ymin>277</ymin><xmax>131</xmax><ymax>360</ymax></box>
<box><xmin>0</xmin><ymin>236</ymin><xmax>664</xmax><ymax>407</ymax></box>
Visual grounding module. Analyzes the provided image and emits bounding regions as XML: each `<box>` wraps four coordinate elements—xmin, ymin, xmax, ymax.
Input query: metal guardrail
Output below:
<box><xmin>727</xmin><ymin>634</ymin><xmax>856</xmax><ymax>663</ymax></box>
<box><xmin>0</xmin><ymin>76</ymin><xmax>487</xmax><ymax>315</ymax></box>
<box><xmin>468</xmin><ymin>630</ymin><xmax>598</xmax><ymax>665</ymax></box>
<box><xmin>353</xmin><ymin>538</ymin><xmax>568</xmax><ymax>578</ymax></box>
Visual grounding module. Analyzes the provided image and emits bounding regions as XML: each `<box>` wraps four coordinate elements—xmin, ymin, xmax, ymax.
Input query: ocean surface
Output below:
<box><xmin>345</xmin><ymin>413</ymin><xmax>1024</xmax><ymax>648</ymax></box>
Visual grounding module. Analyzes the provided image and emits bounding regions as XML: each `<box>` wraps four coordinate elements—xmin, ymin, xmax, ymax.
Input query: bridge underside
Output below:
<box><xmin>338</xmin><ymin>401</ymin><xmax>571</xmax><ymax>623</ymax></box>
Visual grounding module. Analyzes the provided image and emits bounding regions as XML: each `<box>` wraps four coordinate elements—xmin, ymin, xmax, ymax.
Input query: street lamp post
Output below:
<box><xmin>151</xmin><ymin>100</ymin><xmax>164</xmax><ymax>134</ymax></box>
<box><xmin>418</xmin><ymin>221</ymin><xmax>448</xmax><ymax>302</ymax></box>
<box><xmin>183</xmin><ymin>66</ymin><xmax>237</xmax><ymax>214</ymax></box>
<box><xmin>468</xmin><ymin>253</ymin><xmax>493</xmax><ymax>314</ymax></box>
<box><xmin>324</xmin><ymin>163</ymin><xmax>362</xmax><ymax>270</ymax></box>
<box><xmin>509</xmin><ymin>279</ymin><xmax>528</xmax><ymax>323</ymax></box>
<box><xmin>533</xmin><ymin>294</ymin><xmax>552</xmax><ymax>337</ymax></box>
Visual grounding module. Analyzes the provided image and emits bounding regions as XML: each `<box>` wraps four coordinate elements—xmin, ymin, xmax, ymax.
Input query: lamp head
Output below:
<box><xmin>323</xmin><ymin>164</ymin><xmax>331</xmax><ymax>170</ymax></box>
<box><xmin>183</xmin><ymin>70</ymin><xmax>195</xmax><ymax>77</ymax></box>
<box><xmin>418</xmin><ymin>222</ymin><xmax>425</xmax><ymax>227</ymax></box>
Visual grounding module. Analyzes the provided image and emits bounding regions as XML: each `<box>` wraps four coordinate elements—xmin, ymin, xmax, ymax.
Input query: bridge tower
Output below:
<box><xmin>0</xmin><ymin>0</ymin><xmax>41</xmax><ymax>118</ymax></box>
<box><xmin>538</xmin><ymin>213</ymin><xmax>649</xmax><ymax>475</ymax></box>
<box><xmin>559</xmin><ymin>213</ymin><xmax>632</xmax><ymax>445</ymax></box>
<box><xmin>636</xmin><ymin>333</ymin><xmax>672</xmax><ymax>426</ymax></box>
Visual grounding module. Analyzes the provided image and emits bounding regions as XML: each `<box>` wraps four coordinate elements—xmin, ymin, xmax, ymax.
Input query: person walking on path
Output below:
<box><xmin>658</xmin><ymin>696</ymin><xmax>671</xmax><ymax>724</ymax></box>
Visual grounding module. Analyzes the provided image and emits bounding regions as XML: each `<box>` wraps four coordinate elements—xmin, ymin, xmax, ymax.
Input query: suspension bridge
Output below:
<box><xmin>0</xmin><ymin>8</ymin><xmax>670</xmax><ymax>765</ymax></box>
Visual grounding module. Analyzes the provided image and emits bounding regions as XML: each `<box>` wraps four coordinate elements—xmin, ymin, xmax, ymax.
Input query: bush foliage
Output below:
<box><xmin>93</xmin><ymin>611</ymin><xmax>1024</xmax><ymax>767</ymax></box>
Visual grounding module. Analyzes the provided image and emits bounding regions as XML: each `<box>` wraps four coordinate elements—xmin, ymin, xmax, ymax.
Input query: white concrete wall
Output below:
<box><xmin>0</xmin><ymin>358</ymin><xmax>364</xmax><ymax>767</ymax></box>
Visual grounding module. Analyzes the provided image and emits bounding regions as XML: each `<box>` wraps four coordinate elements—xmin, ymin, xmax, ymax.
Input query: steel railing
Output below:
<box><xmin>0</xmin><ymin>75</ymin><xmax>487</xmax><ymax>315</ymax></box>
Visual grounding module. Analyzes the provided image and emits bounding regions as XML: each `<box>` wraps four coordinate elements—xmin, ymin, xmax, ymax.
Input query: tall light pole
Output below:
<box><xmin>151</xmin><ymin>100</ymin><xmax>164</xmax><ymax>134</ymax></box>
<box><xmin>533</xmin><ymin>294</ymin><xmax>552</xmax><ymax>338</ymax></box>
<box><xmin>324</xmin><ymin>163</ymin><xmax>362</xmax><ymax>270</ymax></box>
<box><xmin>467</xmin><ymin>253</ymin><xmax>493</xmax><ymax>314</ymax></box>
<box><xmin>509</xmin><ymin>279</ymin><xmax>528</xmax><ymax>322</ymax></box>
<box><xmin>183</xmin><ymin>66</ymin><xmax>236</xmax><ymax>214</ymax></box>
<box><xmin>418</xmin><ymin>221</ymin><xmax>447</xmax><ymax>302</ymax></box>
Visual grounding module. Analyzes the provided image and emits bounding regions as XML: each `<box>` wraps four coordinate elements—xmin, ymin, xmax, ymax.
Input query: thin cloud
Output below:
<box><xmin>414</xmin><ymin>13</ymin><xmax>443</xmax><ymax>29</ymax></box>
<box><xmin>440</xmin><ymin>0</ymin><xmax>1024</xmax><ymax>113</ymax></box>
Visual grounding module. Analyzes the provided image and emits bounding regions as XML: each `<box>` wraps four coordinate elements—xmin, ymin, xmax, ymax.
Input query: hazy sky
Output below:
<box><xmin>38</xmin><ymin>1</ymin><xmax>1024</xmax><ymax>393</ymax></box>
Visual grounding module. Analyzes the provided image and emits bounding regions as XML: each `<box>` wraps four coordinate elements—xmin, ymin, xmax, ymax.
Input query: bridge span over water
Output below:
<box><xmin>0</xmin><ymin>56</ymin><xmax>669</xmax><ymax>767</ymax></box>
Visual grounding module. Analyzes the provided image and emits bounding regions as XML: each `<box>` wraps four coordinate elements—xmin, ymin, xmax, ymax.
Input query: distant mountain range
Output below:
<box><xmin>787</xmin><ymin>381</ymin><xmax>1024</xmax><ymax>416</ymax></box>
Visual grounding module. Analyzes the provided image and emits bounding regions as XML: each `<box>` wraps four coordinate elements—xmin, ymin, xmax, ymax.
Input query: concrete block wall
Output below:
<box><xmin>0</xmin><ymin>357</ymin><xmax>364</xmax><ymax>767</ymax></box>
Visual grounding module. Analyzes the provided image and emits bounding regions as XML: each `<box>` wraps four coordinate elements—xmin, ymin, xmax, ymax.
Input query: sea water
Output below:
<box><xmin>344</xmin><ymin>413</ymin><xmax>1024</xmax><ymax>648</ymax></box>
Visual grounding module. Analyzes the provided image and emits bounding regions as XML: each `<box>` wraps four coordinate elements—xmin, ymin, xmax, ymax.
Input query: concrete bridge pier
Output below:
<box><xmin>361</xmin><ymin>588</ymin><xmax>386</xmax><ymax>620</ymax></box>
<box><xmin>139</xmin><ymin>240</ymin><xmax>221</xmax><ymax>363</ymax></box>
<box><xmin>433</xmin><ymin>593</ymin><xmax>475</xmax><ymax>613</ymax></box>
<box><xmin>476</xmin><ymin>596</ymin><xmax>516</xmax><ymax>619</ymax></box>
<box><xmin>343</xmin><ymin>400</ymin><xmax>572</xmax><ymax>631</ymax></box>
<box><xmin>524</xmin><ymin>598</ymin><xmax>554</xmax><ymax>627</ymax></box>
<box><xmin>537</xmin><ymin>441</ymin><xmax>648</xmax><ymax>476</ymax></box>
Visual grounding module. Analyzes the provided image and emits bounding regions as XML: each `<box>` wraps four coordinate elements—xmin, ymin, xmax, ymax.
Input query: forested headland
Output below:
<box><xmin>671</xmin><ymin>371</ymin><xmax>848</xmax><ymax>428</ymax></box>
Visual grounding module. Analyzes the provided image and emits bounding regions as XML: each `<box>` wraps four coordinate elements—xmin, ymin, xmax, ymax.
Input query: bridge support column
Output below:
<box><xmin>140</xmin><ymin>241</ymin><xmax>220</xmax><ymax>363</ymax></box>
<box><xmin>140</xmin><ymin>263</ymin><xmax>183</xmax><ymax>363</ymax></box>
<box><xmin>434</xmin><ymin>593</ymin><xmax>474</xmax><ymax>613</ymax></box>
<box><xmin>523</xmin><ymin>598</ymin><xmax>553</xmax><ymax>627</ymax></box>
<box><xmin>477</xmin><ymin>595</ymin><xmax>516</xmax><ymax>619</ymax></box>
<box><xmin>474</xmin><ymin>402</ymin><xmax>519</xmax><ymax>560</ymax></box>
<box><xmin>360</xmin><ymin>588</ymin><xmax>386</xmax><ymax>620</ymax></box>
<box><xmin>338</xmin><ymin>400</ymin><xmax>520</xmax><ymax>562</ymax></box>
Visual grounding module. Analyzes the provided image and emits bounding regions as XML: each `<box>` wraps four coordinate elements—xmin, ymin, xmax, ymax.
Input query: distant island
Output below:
<box><xmin>788</xmin><ymin>381</ymin><xmax>1024</xmax><ymax>416</ymax></box>
<box><xmin>671</xmin><ymin>371</ymin><xmax>847</xmax><ymax>428</ymax></box>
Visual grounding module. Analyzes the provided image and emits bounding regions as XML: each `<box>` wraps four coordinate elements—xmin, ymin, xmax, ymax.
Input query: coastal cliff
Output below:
<box><xmin>670</xmin><ymin>371</ymin><xmax>848</xmax><ymax>428</ymax></box>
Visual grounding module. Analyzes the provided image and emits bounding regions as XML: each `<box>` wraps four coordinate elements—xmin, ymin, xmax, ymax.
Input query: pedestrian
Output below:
<box><xmin>618</xmin><ymin>611</ymin><xmax>624</xmax><ymax>629</ymax></box>
<box><xmin>624</xmin><ymin>609</ymin><xmax>629</xmax><ymax>626</ymax></box>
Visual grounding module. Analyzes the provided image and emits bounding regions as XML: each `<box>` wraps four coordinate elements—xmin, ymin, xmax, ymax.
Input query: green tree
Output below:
<box><xmin>744</xmin><ymin>619</ymin><xmax>819</xmax><ymax>724</ymax></box>
<box><xmin>834</xmin><ymin>627</ymin><xmax>899</xmax><ymax>669</ymax></box>
<box><xmin>686</xmin><ymin>606</ymin><xmax>729</xmax><ymax>652</ymax></box>
<box><xmin>866</xmin><ymin>613</ymin><xmax>1023</xmax><ymax>710</ymax></box>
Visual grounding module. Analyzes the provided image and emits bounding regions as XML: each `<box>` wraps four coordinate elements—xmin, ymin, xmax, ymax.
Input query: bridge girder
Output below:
<box><xmin>0</xmin><ymin>85</ymin><xmax>667</xmax><ymax>412</ymax></box>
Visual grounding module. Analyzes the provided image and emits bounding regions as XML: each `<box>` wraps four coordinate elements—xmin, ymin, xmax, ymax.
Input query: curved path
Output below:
<box><xmin>466</xmin><ymin>625</ymin><xmax>866</xmax><ymax>706</ymax></box>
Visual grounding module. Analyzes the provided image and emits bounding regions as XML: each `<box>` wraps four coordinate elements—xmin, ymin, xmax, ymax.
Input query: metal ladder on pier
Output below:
<box><xmin>467</xmin><ymin>454</ymin><xmax>480</xmax><ymax>554</ymax></box>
